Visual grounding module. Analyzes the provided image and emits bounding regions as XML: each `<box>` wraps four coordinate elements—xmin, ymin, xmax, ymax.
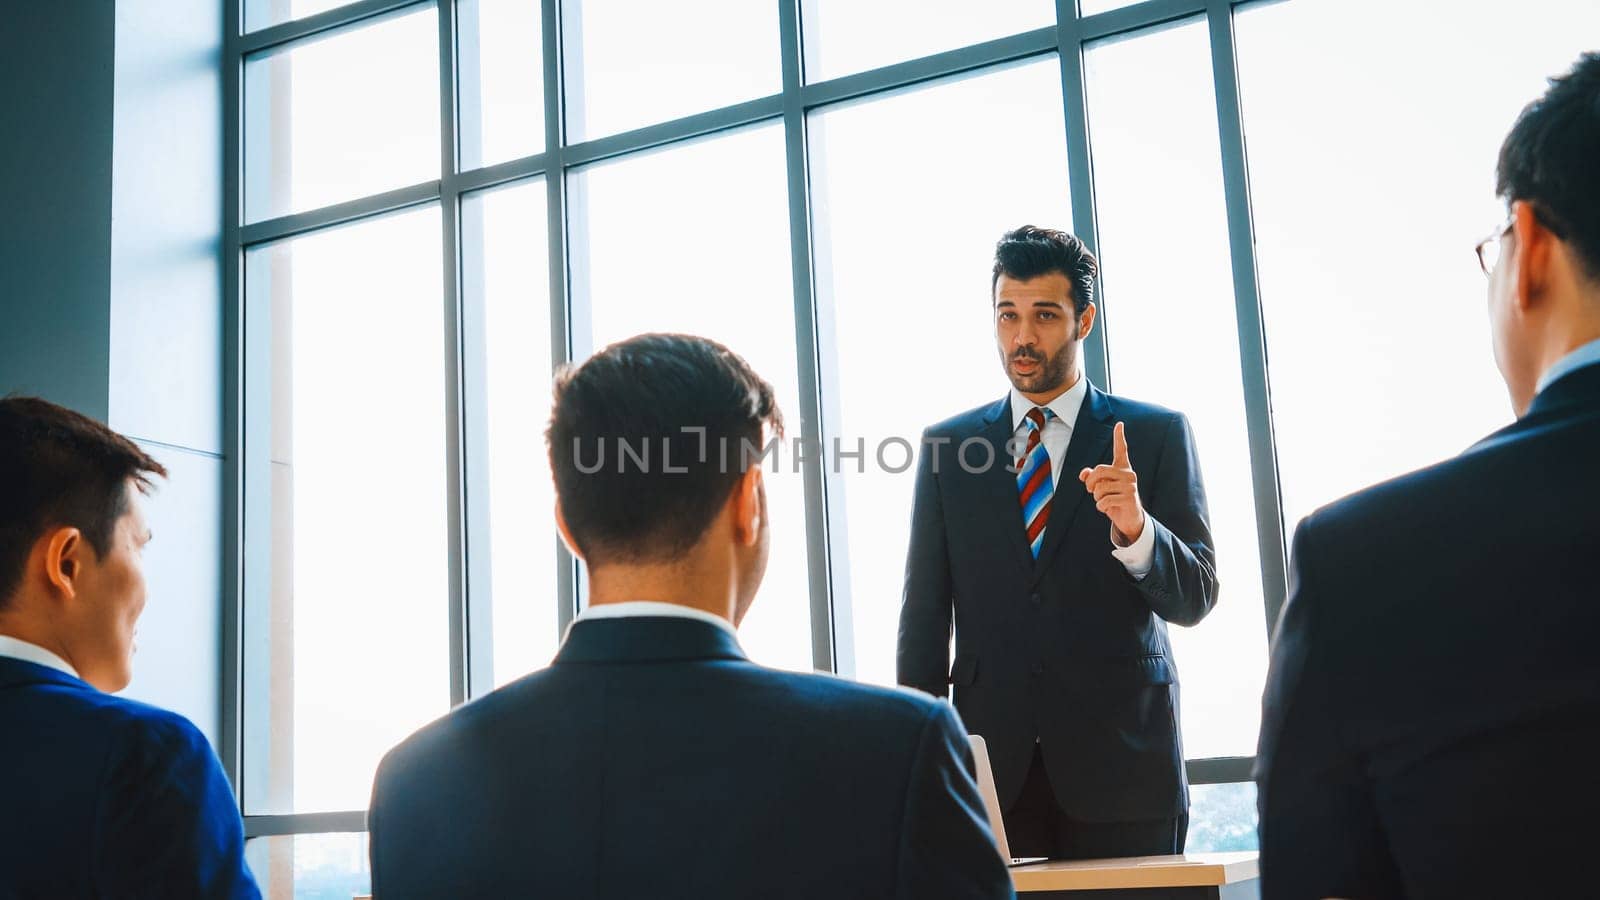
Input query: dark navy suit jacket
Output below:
<box><xmin>899</xmin><ymin>385</ymin><xmax>1218</xmax><ymax>822</ymax></box>
<box><xmin>1255</xmin><ymin>362</ymin><xmax>1600</xmax><ymax>899</ymax></box>
<box><xmin>0</xmin><ymin>656</ymin><xmax>258</xmax><ymax>899</ymax></box>
<box><xmin>368</xmin><ymin>616</ymin><xmax>1014</xmax><ymax>900</ymax></box>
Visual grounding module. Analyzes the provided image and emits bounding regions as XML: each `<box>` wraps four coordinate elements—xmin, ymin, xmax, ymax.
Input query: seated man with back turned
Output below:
<box><xmin>1254</xmin><ymin>53</ymin><xmax>1600</xmax><ymax>899</ymax></box>
<box><xmin>368</xmin><ymin>333</ymin><xmax>1013</xmax><ymax>899</ymax></box>
<box><xmin>0</xmin><ymin>397</ymin><xmax>260</xmax><ymax>898</ymax></box>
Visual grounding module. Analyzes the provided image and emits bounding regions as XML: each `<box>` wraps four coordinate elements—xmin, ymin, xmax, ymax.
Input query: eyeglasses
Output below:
<box><xmin>1475</xmin><ymin>217</ymin><xmax>1514</xmax><ymax>276</ymax></box>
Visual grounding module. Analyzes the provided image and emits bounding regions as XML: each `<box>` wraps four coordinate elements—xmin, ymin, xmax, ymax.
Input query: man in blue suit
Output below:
<box><xmin>1255</xmin><ymin>53</ymin><xmax>1600</xmax><ymax>899</ymax></box>
<box><xmin>0</xmin><ymin>397</ymin><xmax>259</xmax><ymax>898</ymax></box>
<box><xmin>368</xmin><ymin>334</ymin><xmax>1013</xmax><ymax>899</ymax></box>
<box><xmin>899</xmin><ymin>226</ymin><xmax>1219</xmax><ymax>861</ymax></box>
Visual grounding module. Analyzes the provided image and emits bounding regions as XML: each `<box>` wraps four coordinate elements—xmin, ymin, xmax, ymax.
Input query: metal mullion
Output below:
<box><xmin>243</xmin><ymin>811</ymin><xmax>367</xmax><ymax>838</ymax></box>
<box><xmin>798</xmin><ymin>27</ymin><xmax>1056</xmax><ymax>110</ymax></box>
<box><xmin>1186</xmin><ymin>756</ymin><xmax>1255</xmax><ymax>785</ymax></box>
<box><xmin>1206</xmin><ymin>0</ymin><xmax>1287</xmax><ymax>638</ymax></box>
<box><xmin>1079</xmin><ymin>0</ymin><xmax>1207</xmax><ymax>42</ymax></box>
<box><xmin>240</xmin><ymin>180</ymin><xmax>441</xmax><ymax>247</ymax></box>
<box><xmin>543</xmin><ymin>0</ymin><xmax>578</xmax><ymax>634</ymax></box>
<box><xmin>221</xmin><ymin>1</ymin><xmax>245</xmax><ymax>808</ymax></box>
<box><xmin>240</xmin><ymin>0</ymin><xmax>431</xmax><ymax>55</ymax></box>
<box><xmin>1056</xmin><ymin>1</ymin><xmax>1109</xmax><ymax>388</ymax></box>
<box><xmin>561</xmin><ymin>95</ymin><xmax>784</xmax><ymax>168</ymax></box>
<box><xmin>777</xmin><ymin>0</ymin><xmax>842</xmax><ymax>675</ymax></box>
<box><xmin>434</xmin><ymin>0</ymin><xmax>477</xmax><ymax>709</ymax></box>
<box><xmin>450</xmin><ymin>151</ymin><xmax>554</xmax><ymax>196</ymax></box>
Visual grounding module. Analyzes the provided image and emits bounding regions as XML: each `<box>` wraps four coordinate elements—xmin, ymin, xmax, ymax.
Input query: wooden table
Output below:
<box><xmin>356</xmin><ymin>851</ymin><xmax>1259</xmax><ymax>900</ymax></box>
<box><xmin>1012</xmin><ymin>851</ymin><xmax>1259</xmax><ymax>898</ymax></box>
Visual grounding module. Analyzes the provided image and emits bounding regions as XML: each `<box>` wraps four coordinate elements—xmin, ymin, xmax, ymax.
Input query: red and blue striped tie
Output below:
<box><xmin>1018</xmin><ymin>407</ymin><xmax>1055</xmax><ymax>558</ymax></box>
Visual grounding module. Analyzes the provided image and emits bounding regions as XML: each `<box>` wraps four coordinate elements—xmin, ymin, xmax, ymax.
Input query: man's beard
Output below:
<box><xmin>1005</xmin><ymin>341</ymin><xmax>1074</xmax><ymax>394</ymax></box>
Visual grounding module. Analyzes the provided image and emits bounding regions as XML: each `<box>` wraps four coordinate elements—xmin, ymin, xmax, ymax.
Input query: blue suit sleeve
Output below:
<box><xmin>1134</xmin><ymin>412</ymin><xmax>1219</xmax><ymax>626</ymax></box>
<box><xmin>96</xmin><ymin>711</ymin><xmax>261</xmax><ymax>899</ymax></box>
<box><xmin>898</xmin><ymin>430</ymin><xmax>955</xmax><ymax>697</ymax></box>
<box><xmin>896</xmin><ymin>701</ymin><xmax>1016</xmax><ymax>900</ymax></box>
<box><xmin>1254</xmin><ymin>519</ymin><xmax>1401</xmax><ymax>899</ymax></box>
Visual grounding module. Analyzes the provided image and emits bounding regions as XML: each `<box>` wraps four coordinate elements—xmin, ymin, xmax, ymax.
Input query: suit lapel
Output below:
<box><xmin>1031</xmin><ymin>384</ymin><xmax>1114</xmax><ymax>580</ymax></box>
<box><xmin>976</xmin><ymin>397</ymin><xmax>1035</xmax><ymax>575</ymax></box>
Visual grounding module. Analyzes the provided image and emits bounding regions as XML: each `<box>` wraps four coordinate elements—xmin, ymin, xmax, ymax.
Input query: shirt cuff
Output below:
<box><xmin>1110</xmin><ymin>515</ymin><xmax>1158</xmax><ymax>580</ymax></box>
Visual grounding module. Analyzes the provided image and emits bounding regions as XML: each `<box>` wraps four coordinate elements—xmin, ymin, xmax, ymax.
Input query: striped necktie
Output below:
<box><xmin>1018</xmin><ymin>406</ymin><xmax>1055</xmax><ymax>558</ymax></box>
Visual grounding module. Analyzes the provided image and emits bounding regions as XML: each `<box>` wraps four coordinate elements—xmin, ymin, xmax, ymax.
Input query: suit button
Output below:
<box><xmin>1030</xmin><ymin>592</ymin><xmax>1041</xmax><ymax>606</ymax></box>
<box><xmin>1031</xmin><ymin>662</ymin><xmax>1043</xmax><ymax>676</ymax></box>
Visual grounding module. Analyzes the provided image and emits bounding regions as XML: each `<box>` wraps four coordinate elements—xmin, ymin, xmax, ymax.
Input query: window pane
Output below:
<box><xmin>244</xmin><ymin>0</ymin><xmax>370</xmax><ymax>33</ymax></box>
<box><xmin>562</xmin><ymin>0</ymin><xmax>781</xmax><ymax>141</ymax></box>
<box><xmin>809</xmin><ymin>59</ymin><xmax>1071</xmax><ymax>687</ymax></box>
<box><xmin>462</xmin><ymin>179</ymin><xmax>559</xmax><ymax>688</ymax></box>
<box><xmin>567</xmin><ymin>125</ymin><xmax>812</xmax><ymax>672</ymax></box>
<box><xmin>1187</xmin><ymin>782</ymin><xmax>1259</xmax><ymax>853</ymax></box>
<box><xmin>244</xmin><ymin>7</ymin><xmax>441</xmax><ymax>222</ymax></box>
<box><xmin>459</xmin><ymin>0</ymin><xmax>544</xmax><ymax>170</ymax></box>
<box><xmin>243</xmin><ymin>206</ymin><xmax>451</xmax><ymax>814</ymax></box>
<box><xmin>1236</xmin><ymin>0</ymin><xmax>1600</xmax><ymax>533</ymax></box>
<box><xmin>244</xmin><ymin>833</ymin><xmax>370</xmax><ymax>899</ymax></box>
<box><xmin>801</xmin><ymin>0</ymin><xmax>1054</xmax><ymax>82</ymax></box>
<box><xmin>1085</xmin><ymin>20</ymin><xmax>1266</xmax><ymax>759</ymax></box>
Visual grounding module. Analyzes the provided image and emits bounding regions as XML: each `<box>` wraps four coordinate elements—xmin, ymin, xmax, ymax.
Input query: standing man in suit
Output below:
<box><xmin>1255</xmin><ymin>54</ymin><xmax>1600</xmax><ymax>899</ymax></box>
<box><xmin>899</xmin><ymin>226</ymin><xmax>1219</xmax><ymax>861</ymax></box>
<box><xmin>0</xmin><ymin>397</ymin><xmax>260</xmax><ymax>899</ymax></box>
<box><xmin>369</xmin><ymin>334</ymin><xmax>1013</xmax><ymax>900</ymax></box>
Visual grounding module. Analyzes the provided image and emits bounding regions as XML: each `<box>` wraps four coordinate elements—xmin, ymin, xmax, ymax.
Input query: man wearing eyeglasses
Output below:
<box><xmin>1255</xmin><ymin>53</ymin><xmax>1600</xmax><ymax>899</ymax></box>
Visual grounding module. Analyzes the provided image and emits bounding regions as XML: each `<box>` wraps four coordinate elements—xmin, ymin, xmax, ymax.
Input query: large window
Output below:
<box><xmin>1234</xmin><ymin>0</ymin><xmax>1600</xmax><ymax>531</ymax></box>
<box><xmin>229</xmin><ymin>0</ymin><xmax>1598</xmax><ymax>883</ymax></box>
<box><xmin>1084</xmin><ymin>18</ymin><xmax>1267</xmax><ymax>761</ymax></box>
<box><xmin>567</xmin><ymin>123</ymin><xmax>814</xmax><ymax>672</ymax></box>
<box><xmin>808</xmin><ymin>57</ymin><xmax>1072</xmax><ymax>687</ymax></box>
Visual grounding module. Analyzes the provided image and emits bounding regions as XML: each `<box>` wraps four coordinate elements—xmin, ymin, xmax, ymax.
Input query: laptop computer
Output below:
<box><xmin>968</xmin><ymin>734</ymin><xmax>1048</xmax><ymax>867</ymax></box>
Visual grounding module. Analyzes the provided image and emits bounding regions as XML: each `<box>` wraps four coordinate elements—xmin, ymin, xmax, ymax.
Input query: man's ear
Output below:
<box><xmin>1077</xmin><ymin>302</ymin><xmax>1097</xmax><ymax>340</ymax></box>
<box><xmin>41</xmin><ymin>527</ymin><xmax>84</xmax><ymax>601</ymax></box>
<box><xmin>731</xmin><ymin>467</ymin><xmax>763</xmax><ymax>547</ymax></box>
<box><xmin>1512</xmin><ymin>200</ymin><xmax>1555</xmax><ymax>313</ymax></box>
<box><xmin>552</xmin><ymin>501</ymin><xmax>585</xmax><ymax>561</ymax></box>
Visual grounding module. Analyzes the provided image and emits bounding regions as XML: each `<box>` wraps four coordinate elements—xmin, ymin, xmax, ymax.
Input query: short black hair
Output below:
<box><xmin>547</xmin><ymin>333</ymin><xmax>783</xmax><ymax>566</ymax></box>
<box><xmin>0</xmin><ymin>397</ymin><xmax>167</xmax><ymax>607</ymax></box>
<box><xmin>1496</xmin><ymin>52</ymin><xmax>1600</xmax><ymax>282</ymax></box>
<box><xmin>992</xmin><ymin>225</ymin><xmax>1098</xmax><ymax>315</ymax></box>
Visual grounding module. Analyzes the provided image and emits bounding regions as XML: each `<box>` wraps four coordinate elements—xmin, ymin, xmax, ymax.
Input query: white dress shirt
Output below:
<box><xmin>1008</xmin><ymin>373</ymin><xmax>1158</xmax><ymax>579</ymax></box>
<box><xmin>0</xmin><ymin>634</ymin><xmax>79</xmax><ymax>679</ymax></box>
<box><xmin>574</xmin><ymin>600</ymin><xmax>741</xmax><ymax>641</ymax></box>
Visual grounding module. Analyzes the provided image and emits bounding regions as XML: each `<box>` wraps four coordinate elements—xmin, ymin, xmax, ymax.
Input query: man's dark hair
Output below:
<box><xmin>547</xmin><ymin>333</ymin><xmax>783</xmax><ymax>566</ymax></box>
<box><xmin>991</xmin><ymin>225</ymin><xmax>1099</xmax><ymax>315</ymax></box>
<box><xmin>0</xmin><ymin>397</ymin><xmax>167</xmax><ymax>607</ymax></box>
<box><xmin>1496</xmin><ymin>52</ymin><xmax>1600</xmax><ymax>282</ymax></box>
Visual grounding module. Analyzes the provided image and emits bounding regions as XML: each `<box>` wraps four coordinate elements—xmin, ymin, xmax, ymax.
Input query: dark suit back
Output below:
<box><xmin>368</xmin><ymin>616</ymin><xmax>1014</xmax><ymax>900</ymax></box>
<box><xmin>1255</xmin><ymin>363</ymin><xmax>1600</xmax><ymax>899</ymax></box>
<box><xmin>899</xmin><ymin>386</ymin><xmax>1218</xmax><ymax>821</ymax></box>
<box><xmin>0</xmin><ymin>656</ymin><xmax>258</xmax><ymax>899</ymax></box>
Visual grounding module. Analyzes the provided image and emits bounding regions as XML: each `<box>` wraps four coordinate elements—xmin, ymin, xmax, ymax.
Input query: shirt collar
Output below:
<box><xmin>0</xmin><ymin>634</ymin><xmax>80</xmax><ymax>679</ymax></box>
<box><xmin>574</xmin><ymin>600</ymin><xmax>741</xmax><ymax>640</ymax></box>
<box><xmin>1536</xmin><ymin>336</ymin><xmax>1600</xmax><ymax>395</ymax></box>
<box><xmin>1010</xmin><ymin>370</ymin><xmax>1089</xmax><ymax>432</ymax></box>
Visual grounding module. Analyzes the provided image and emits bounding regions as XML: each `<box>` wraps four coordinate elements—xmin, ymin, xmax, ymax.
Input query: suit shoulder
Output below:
<box><xmin>376</xmin><ymin>666</ymin><xmax>561</xmax><ymax>777</ymax></box>
<box><xmin>923</xmin><ymin>400</ymin><xmax>1001</xmax><ymax>439</ymax></box>
<box><xmin>50</xmin><ymin>687</ymin><xmax>210</xmax><ymax>750</ymax></box>
<box><xmin>756</xmin><ymin>669</ymin><xmax>951</xmax><ymax>732</ymax></box>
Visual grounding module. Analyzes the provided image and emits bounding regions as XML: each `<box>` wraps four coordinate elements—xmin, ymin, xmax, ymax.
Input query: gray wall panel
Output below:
<box><xmin>0</xmin><ymin>3</ymin><xmax>115</xmax><ymax>417</ymax></box>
